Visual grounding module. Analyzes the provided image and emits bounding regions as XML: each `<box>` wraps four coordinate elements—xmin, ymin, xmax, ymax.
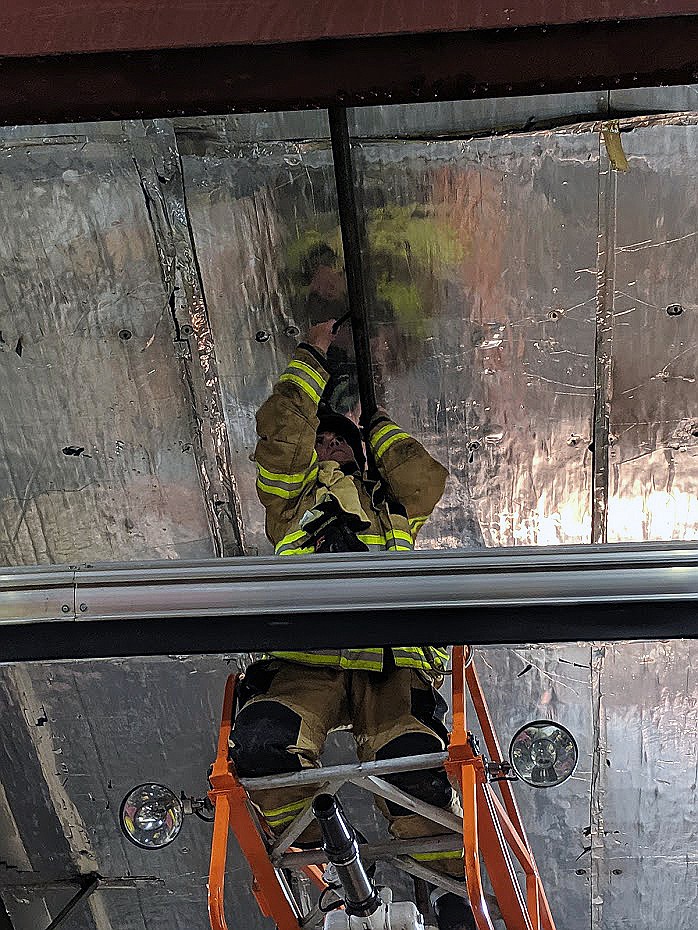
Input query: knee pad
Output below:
<box><xmin>376</xmin><ymin>733</ymin><xmax>453</xmax><ymax>815</ymax></box>
<box><xmin>229</xmin><ymin>701</ymin><xmax>303</xmax><ymax>777</ymax></box>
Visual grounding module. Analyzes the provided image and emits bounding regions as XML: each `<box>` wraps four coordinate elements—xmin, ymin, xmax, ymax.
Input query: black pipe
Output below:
<box><xmin>0</xmin><ymin>895</ymin><xmax>14</xmax><ymax>930</ymax></box>
<box><xmin>328</xmin><ymin>106</ymin><xmax>378</xmax><ymax>426</ymax></box>
<box><xmin>45</xmin><ymin>874</ymin><xmax>99</xmax><ymax>930</ymax></box>
<box><xmin>313</xmin><ymin>794</ymin><xmax>379</xmax><ymax>918</ymax></box>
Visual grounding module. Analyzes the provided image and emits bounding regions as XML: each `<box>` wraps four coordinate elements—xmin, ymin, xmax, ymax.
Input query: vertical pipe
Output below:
<box><xmin>328</xmin><ymin>107</ymin><xmax>377</xmax><ymax>424</ymax></box>
<box><xmin>592</xmin><ymin>131</ymin><xmax>617</xmax><ymax>544</ymax></box>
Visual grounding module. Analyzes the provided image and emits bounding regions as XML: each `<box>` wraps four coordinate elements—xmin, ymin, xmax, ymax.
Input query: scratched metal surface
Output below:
<box><xmin>0</xmin><ymin>132</ymin><xmax>215</xmax><ymax>566</ymax></box>
<box><xmin>354</xmin><ymin>134</ymin><xmax>599</xmax><ymax>548</ymax></box>
<box><xmin>177</xmin><ymin>135</ymin><xmax>343</xmax><ymax>554</ymax></box>
<box><xmin>607</xmin><ymin>125</ymin><xmax>698</xmax><ymax>541</ymax></box>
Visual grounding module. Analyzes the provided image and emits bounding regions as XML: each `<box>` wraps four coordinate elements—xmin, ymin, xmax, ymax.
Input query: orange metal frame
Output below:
<box><xmin>207</xmin><ymin>648</ymin><xmax>558</xmax><ymax>930</ymax></box>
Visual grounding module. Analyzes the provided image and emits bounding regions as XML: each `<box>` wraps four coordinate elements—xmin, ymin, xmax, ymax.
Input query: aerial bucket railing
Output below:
<box><xmin>206</xmin><ymin>646</ymin><xmax>560</xmax><ymax>930</ymax></box>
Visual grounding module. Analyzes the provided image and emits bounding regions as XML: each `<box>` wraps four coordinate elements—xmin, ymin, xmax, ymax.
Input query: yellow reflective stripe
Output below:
<box><xmin>387</xmin><ymin>529</ymin><xmax>413</xmax><ymax>544</ymax></box>
<box><xmin>412</xmin><ymin>850</ymin><xmax>464</xmax><ymax>862</ymax></box>
<box><xmin>409</xmin><ymin>516</ymin><xmax>428</xmax><ymax>533</ymax></box>
<box><xmin>257</xmin><ymin>457</ymin><xmax>317</xmax><ymax>484</ymax></box>
<box><xmin>275</xmin><ymin>529</ymin><xmax>312</xmax><ymax>554</ymax></box>
<box><xmin>261</xmin><ymin>799</ymin><xmax>309</xmax><ymax>818</ymax></box>
<box><xmin>256</xmin><ymin>480</ymin><xmax>299</xmax><ymax>500</ymax></box>
<box><xmin>371</xmin><ymin>422</ymin><xmax>398</xmax><ymax>444</ymax></box>
<box><xmin>356</xmin><ymin>533</ymin><xmax>387</xmax><ymax>550</ymax></box>
<box><xmin>279</xmin><ymin>372</ymin><xmax>322</xmax><ymax>405</ymax></box>
<box><xmin>376</xmin><ymin>431</ymin><xmax>410</xmax><ymax>457</ymax></box>
<box><xmin>257</xmin><ymin>465</ymin><xmax>318</xmax><ymax>499</ymax></box>
<box><xmin>288</xmin><ymin>359</ymin><xmax>327</xmax><ymax>391</ymax></box>
<box><xmin>271</xmin><ymin>651</ymin><xmax>342</xmax><ymax>666</ymax></box>
<box><xmin>278</xmin><ymin>547</ymin><xmax>314</xmax><ymax>556</ymax></box>
<box><xmin>271</xmin><ymin>650</ymin><xmax>384</xmax><ymax>670</ymax></box>
<box><xmin>393</xmin><ymin>648</ymin><xmax>432</xmax><ymax>670</ymax></box>
<box><xmin>277</xmin><ymin>530</ymin><xmax>307</xmax><ymax>546</ymax></box>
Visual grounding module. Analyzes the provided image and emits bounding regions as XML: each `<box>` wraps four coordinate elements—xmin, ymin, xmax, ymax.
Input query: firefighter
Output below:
<box><xmin>229</xmin><ymin>319</ymin><xmax>474</xmax><ymax>930</ymax></box>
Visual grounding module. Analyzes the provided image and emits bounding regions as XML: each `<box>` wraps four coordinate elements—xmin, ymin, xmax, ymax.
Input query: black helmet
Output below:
<box><xmin>317</xmin><ymin>410</ymin><xmax>365</xmax><ymax>473</ymax></box>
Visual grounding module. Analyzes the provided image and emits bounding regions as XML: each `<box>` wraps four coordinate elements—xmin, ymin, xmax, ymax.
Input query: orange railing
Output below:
<box><xmin>447</xmin><ymin>646</ymin><xmax>556</xmax><ymax>930</ymax></box>
<box><xmin>208</xmin><ymin>650</ymin><xmax>558</xmax><ymax>930</ymax></box>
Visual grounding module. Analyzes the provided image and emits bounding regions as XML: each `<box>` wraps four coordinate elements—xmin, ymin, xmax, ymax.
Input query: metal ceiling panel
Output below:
<box><xmin>1</xmin><ymin>98</ymin><xmax>698</xmax><ymax>930</ymax></box>
<box><xmin>354</xmin><ymin>134</ymin><xmax>598</xmax><ymax>548</ymax></box>
<box><xmin>607</xmin><ymin>124</ymin><xmax>698</xmax><ymax>541</ymax></box>
<box><xmin>0</xmin><ymin>655</ymin><xmax>268</xmax><ymax>930</ymax></box>
<box><xmin>0</xmin><ymin>132</ymin><xmax>215</xmax><ymax>566</ymax></box>
<box><xmin>594</xmin><ymin>640</ymin><xmax>698</xmax><ymax>929</ymax></box>
<box><xmin>177</xmin><ymin>137</ymin><xmax>341</xmax><ymax>555</ymax></box>
<box><xmin>175</xmin><ymin>86</ymin><xmax>698</xmax><ymax>144</ymax></box>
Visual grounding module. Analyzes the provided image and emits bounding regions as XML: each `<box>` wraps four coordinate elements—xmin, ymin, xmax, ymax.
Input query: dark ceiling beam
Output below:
<box><xmin>3</xmin><ymin>1</ymin><xmax>698</xmax><ymax>57</ymax></box>
<box><xmin>0</xmin><ymin>16</ymin><xmax>697</xmax><ymax>126</ymax></box>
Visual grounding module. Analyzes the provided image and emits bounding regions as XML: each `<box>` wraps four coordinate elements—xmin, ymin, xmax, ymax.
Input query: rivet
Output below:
<box><xmin>284</xmin><ymin>325</ymin><xmax>300</xmax><ymax>338</ymax></box>
<box><xmin>666</xmin><ymin>304</ymin><xmax>684</xmax><ymax>316</ymax></box>
<box><xmin>118</xmin><ymin>328</ymin><xmax>132</xmax><ymax>341</ymax></box>
<box><xmin>575</xmin><ymin>868</ymin><xmax>587</xmax><ymax>875</ymax></box>
<box><xmin>61</xmin><ymin>604</ymin><xmax>70</xmax><ymax>613</ymax></box>
<box><xmin>255</xmin><ymin>330</ymin><xmax>271</xmax><ymax>343</ymax></box>
<box><xmin>180</xmin><ymin>324</ymin><xmax>194</xmax><ymax>336</ymax></box>
<box><xmin>612</xmin><ymin>868</ymin><xmax>623</xmax><ymax>875</ymax></box>
<box><xmin>79</xmin><ymin>603</ymin><xmax>88</xmax><ymax>612</ymax></box>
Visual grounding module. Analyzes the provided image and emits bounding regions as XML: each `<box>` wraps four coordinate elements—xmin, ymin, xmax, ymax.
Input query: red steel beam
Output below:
<box><xmin>2</xmin><ymin>1</ymin><xmax>698</xmax><ymax>57</ymax></box>
<box><xmin>0</xmin><ymin>16</ymin><xmax>697</xmax><ymax>126</ymax></box>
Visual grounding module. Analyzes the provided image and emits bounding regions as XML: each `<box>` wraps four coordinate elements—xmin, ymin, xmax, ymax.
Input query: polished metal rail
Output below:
<box><xmin>1</xmin><ymin>543</ymin><xmax>697</xmax><ymax>661</ymax></box>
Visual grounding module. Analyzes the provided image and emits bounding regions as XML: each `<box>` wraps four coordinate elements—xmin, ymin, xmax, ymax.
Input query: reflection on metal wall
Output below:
<box><xmin>355</xmin><ymin>135</ymin><xmax>598</xmax><ymax>548</ymax></box>
<box><xmin>475</xmin><ymin>640</ymin><xmax>698</xmax><ymax>930</ymax></box>
<box><xmin>177</xmin><ymin>135</ymin><xmax>343</xmax><ymax>553</ymax></box>
<box><xmin>1</xmin><ymin>105</ymin><xmax>696</xmax><ymax>561</ymax></box>
<box><xmin>0</xmin><ymin>99</ymin><xmax>697</xmax><ymax>930</ymax></box>
<box><xmin>608</xmin><ymin>127</ymin><xmax>698</xmax><ymax>541</ymax></box>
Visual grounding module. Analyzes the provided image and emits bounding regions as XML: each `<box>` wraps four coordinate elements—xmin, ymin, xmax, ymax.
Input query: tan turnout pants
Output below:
<box><xmin>229</xmin><ymin>658</ymin><xmax>464</xmax><ymax>878</ymax></box>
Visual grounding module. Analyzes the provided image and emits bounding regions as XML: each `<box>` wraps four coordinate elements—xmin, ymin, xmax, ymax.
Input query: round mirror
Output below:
<box><xmin>120</xmin><ymin>783</ymin><xmax>183</xmax><ymax>849</ymax></box>
<box><xmin>509</xmin><ymin>720</ymin><xmax>578</xmax><ymax>788</ymax></box>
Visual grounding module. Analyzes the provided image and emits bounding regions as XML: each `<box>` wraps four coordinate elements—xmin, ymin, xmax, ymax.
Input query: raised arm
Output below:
<box><xmin>367</xmin><ymin>411</ymin><xmax>448</xmax><ymax>540</ymax></box>
<box><xmin>254</xmin><ymin>321</ymin><xmax>335</xmax><ymax>546</ymax></box>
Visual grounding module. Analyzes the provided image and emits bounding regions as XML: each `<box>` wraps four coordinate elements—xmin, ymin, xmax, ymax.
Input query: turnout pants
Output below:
<box><xmin>229</xmin><ymin>656</ymin><xmax>464</xmax><ymax>878</ymax></box>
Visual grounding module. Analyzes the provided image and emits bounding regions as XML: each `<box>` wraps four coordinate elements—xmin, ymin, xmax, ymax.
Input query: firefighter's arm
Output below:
<box><xmin>254</xmin><ymin>324</ymin><xmax>334</xmax><ymax>537</ymax></box>
<box><xmin>367</xmin><ymin>412</ymin><xmax>448</xmax><ymax>539</ymax></box>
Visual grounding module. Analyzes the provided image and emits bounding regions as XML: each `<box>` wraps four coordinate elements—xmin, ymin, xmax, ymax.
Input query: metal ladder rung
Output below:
<box><xmin>239</xmin><ymin>751</ymin><xmax>449</xmax><ymax>792</ymax></box>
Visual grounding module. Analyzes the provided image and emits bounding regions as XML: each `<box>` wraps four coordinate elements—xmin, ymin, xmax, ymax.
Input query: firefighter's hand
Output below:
<box><xmin>307</xmin><ymin>320</ymin><xmax>337</xmax><ymax>355</ymax></box>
